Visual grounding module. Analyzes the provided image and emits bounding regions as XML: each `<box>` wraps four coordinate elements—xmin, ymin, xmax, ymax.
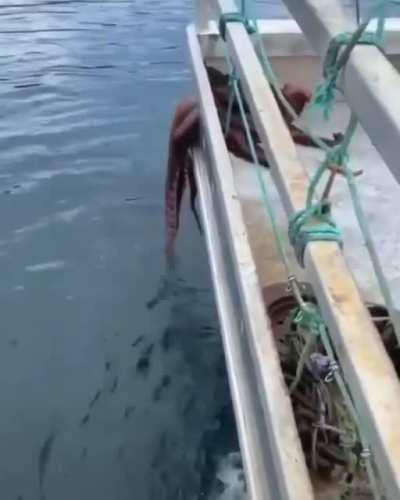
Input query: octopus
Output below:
<box><xmin>165</xmin><ymin>65</ymin><xmax>341</xmax><ymax>257</ymax></box>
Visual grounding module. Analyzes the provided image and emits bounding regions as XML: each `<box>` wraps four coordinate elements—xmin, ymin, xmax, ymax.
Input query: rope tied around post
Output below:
<box><xmin>218</xmin><ymin>12</ymin><xmax>255</xmax><ymax>41</ymax></box>
<box><xmin>312</xmin><ymin>0</ymin><xmax>400</xmax><ymax>119</ymax></box>
<box><xmin>289</xmin><ymin>204</ymin><xmax>343</xmax><ymax>267</ymax></box>
<box><xmin>313</xmin><ymin>31</ymin><xmax>379</xmax><ymax>119</ymax></box>
<box><xmin>288</xmin><ymin>102</ymin><xmax>370</xmax><ymax>267</ymax></box>
<box><xmin>289</xmin><ymin>140</ymin><xmax>352</xmax><ymax>267</ymax></box>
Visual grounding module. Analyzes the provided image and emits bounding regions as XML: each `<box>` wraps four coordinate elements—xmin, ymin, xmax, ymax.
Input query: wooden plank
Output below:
<box><xmin>187</xmin><ymin>25</ymin><xmax>314</xmax><ymax>500</ymax></box>
<box><xmin>215</xmin><ymin>0</ymin><xmax>400</xmax><ymax>497</ymax></box>
<box><xmin>280</xmin><ymin>0</ymin><xmax>400</xmax><ymax>186</ymax></box>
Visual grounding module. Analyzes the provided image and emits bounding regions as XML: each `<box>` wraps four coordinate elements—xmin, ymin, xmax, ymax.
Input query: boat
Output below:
<box><xmin>181</xmin><ymin>0</ymin><xmax>400</xmax><ymax>498</ymax></box>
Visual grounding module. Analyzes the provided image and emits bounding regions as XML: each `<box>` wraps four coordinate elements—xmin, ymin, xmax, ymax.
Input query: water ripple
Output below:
<box><xmin>0</xmin><ymin>0</ymin><xmax>258</xmax><ymax>498</ymax></box>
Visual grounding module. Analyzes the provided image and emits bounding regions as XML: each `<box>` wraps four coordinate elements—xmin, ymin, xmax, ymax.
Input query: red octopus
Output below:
<box><xmin>165</xmin><ymin>66</ymin><xmax>339</xmax><ymax>258</ymax></box>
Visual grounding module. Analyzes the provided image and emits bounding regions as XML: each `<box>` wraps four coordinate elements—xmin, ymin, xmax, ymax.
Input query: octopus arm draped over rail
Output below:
<box><xmin>164</xmin><ymin>66</ymin><xmax>340</xmax><ymax>257</ymax></box>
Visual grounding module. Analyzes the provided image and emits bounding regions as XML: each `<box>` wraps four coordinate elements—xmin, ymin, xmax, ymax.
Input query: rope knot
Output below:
<box><xmin>219</xmin><ymin>12</ymin><xmax>255</xmax><ymax>41</ymax></box>
<box><xmin>289</xmin><ymin>204</ymin><xmax>343</xmax><ymax>267</ymax></box>
<box><xmin>328</xmin><ymin>144</ymin><xmax>349</xmax><ymax>166</ymax></box>
<box><xmin>313</xmin><ymin>79</ymin><xmax>336</xmax><ymax>120</ymax></box>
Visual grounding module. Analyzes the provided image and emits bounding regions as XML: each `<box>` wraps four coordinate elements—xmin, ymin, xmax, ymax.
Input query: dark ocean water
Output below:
<box><xmin>0</xmin><ymin>1</ymin><xmax>243</xmax><ymax>499</ymax></box>
<box><xmin>0</xmin><ymin>1</ymin><xmax>379</xmax><ymax>499</ymax></box>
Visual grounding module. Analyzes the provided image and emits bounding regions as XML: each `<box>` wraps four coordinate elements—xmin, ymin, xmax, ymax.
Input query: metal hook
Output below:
<box><xmin>324</xmin><ymin>360</ymin><xmax>339</xmax><ymax>383</ymax></box>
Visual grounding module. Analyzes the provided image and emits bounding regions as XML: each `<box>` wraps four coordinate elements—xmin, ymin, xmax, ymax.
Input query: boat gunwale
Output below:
<box><xmin>188</xmin><ymin>0</ymin><xmax>398</xmax><ymax>492</ymax></box>
<box><xmin>187</xmin><ymin>24</ymin><xmax>314</xmax><ymax>500</ymax></box>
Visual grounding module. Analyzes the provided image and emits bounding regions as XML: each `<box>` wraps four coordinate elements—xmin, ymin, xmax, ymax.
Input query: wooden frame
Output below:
<box><xmin>193</xmin><ymin>0</ymin><xmax>400</xmax><ymax>497</ymax></box>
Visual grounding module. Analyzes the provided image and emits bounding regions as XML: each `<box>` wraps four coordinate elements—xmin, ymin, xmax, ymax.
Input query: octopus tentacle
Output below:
<box><xmin>165</xmin><ymin>102</ymin><xmax>200</xmax><ymax>257</ymax></box>
<box><xmin>165</xmin><ymin>151</ymin><xmax>187</xmax><ymax>257</ymax></box>
<box><xmin>225</xmin><ymin>125</ymin><xmax>269</xmax><ymax>167</ymax></box>
<box><xmin>164</xmin><ymin>70</ymin><xmax>341</xmax><ymax>258</ymax></box>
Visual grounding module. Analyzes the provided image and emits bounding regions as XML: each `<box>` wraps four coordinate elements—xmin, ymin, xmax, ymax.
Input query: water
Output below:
<box><xmin>0</xmin><ymin>1</ymin><xmax>245</xmax><ymax>499</ymax></box>
<box><xmin>0</xmin><ymin>1</ymin><xmax>381</xmax><ymax>499</ymax></box>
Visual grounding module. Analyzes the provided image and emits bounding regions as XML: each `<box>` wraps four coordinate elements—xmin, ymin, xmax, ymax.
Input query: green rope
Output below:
<box><xmin>295</xmin><ymin>303</ymin><xmax>383</xmax><ymax>497</ymax></box>
<box><xmin>288</xmin><ymin>204</ymin><xmax>342</xmax><ymax>267</ymax></box>
<box><xmin>291</xmin><ymin>304</ymin><xmax>381</xmax><ymax>500</ymax></box>
<box><xmin>289</xmin><ymin>305</ymin><xmax>320</xmax><ymax>393</ymax></box>
<box><xmin>312</xmin><ymin>0</ymin><xmax>400</xmax><ymax>119</ymax></box>
<box><xmin>315</xmin><ymin>317</ymin><xmax>383</xmax><ymax>499</ymax></box>
<box><xmin>240</xmin><ymin>0</ymin><xmax>248</xmax><ymax>18</ymax></box>
<box><xmin>218</xmin><ymin>12</ymin><xmax>255</xmax><ymax>41</ymax></box>
<box><xmin>224</xmin><ymin>72</ymin><xmax>237</xmax><ymax>136</ymax></box>
<box><xmin>220</xmin><ymin>0</ymin><xmax>400</xmax><ymax>333</ymax></box>
<box><xmin>314</xmin><ymin>32</ymin><xmax>379</xmax><ymax>120</ymax></box>
<box><xmin>286</xmin><ymin>119</ymin><xmax>353</xmax><ymax>268</ymax></box>
<box><xmin>251</xmin><ymin>15</ymin><xmax>331</xmax><ymax>154</ymax></box>
<box><xmin>306</xmin><ymin>115</ymin><xmax>356</xmax><ymax>208</ymax></box>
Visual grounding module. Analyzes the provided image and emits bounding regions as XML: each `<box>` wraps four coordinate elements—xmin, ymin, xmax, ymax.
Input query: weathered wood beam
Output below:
<box><xmin>214</xmin><ymin>0</ymin><xmax>400</xmax><ymax>497</ymax></box>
